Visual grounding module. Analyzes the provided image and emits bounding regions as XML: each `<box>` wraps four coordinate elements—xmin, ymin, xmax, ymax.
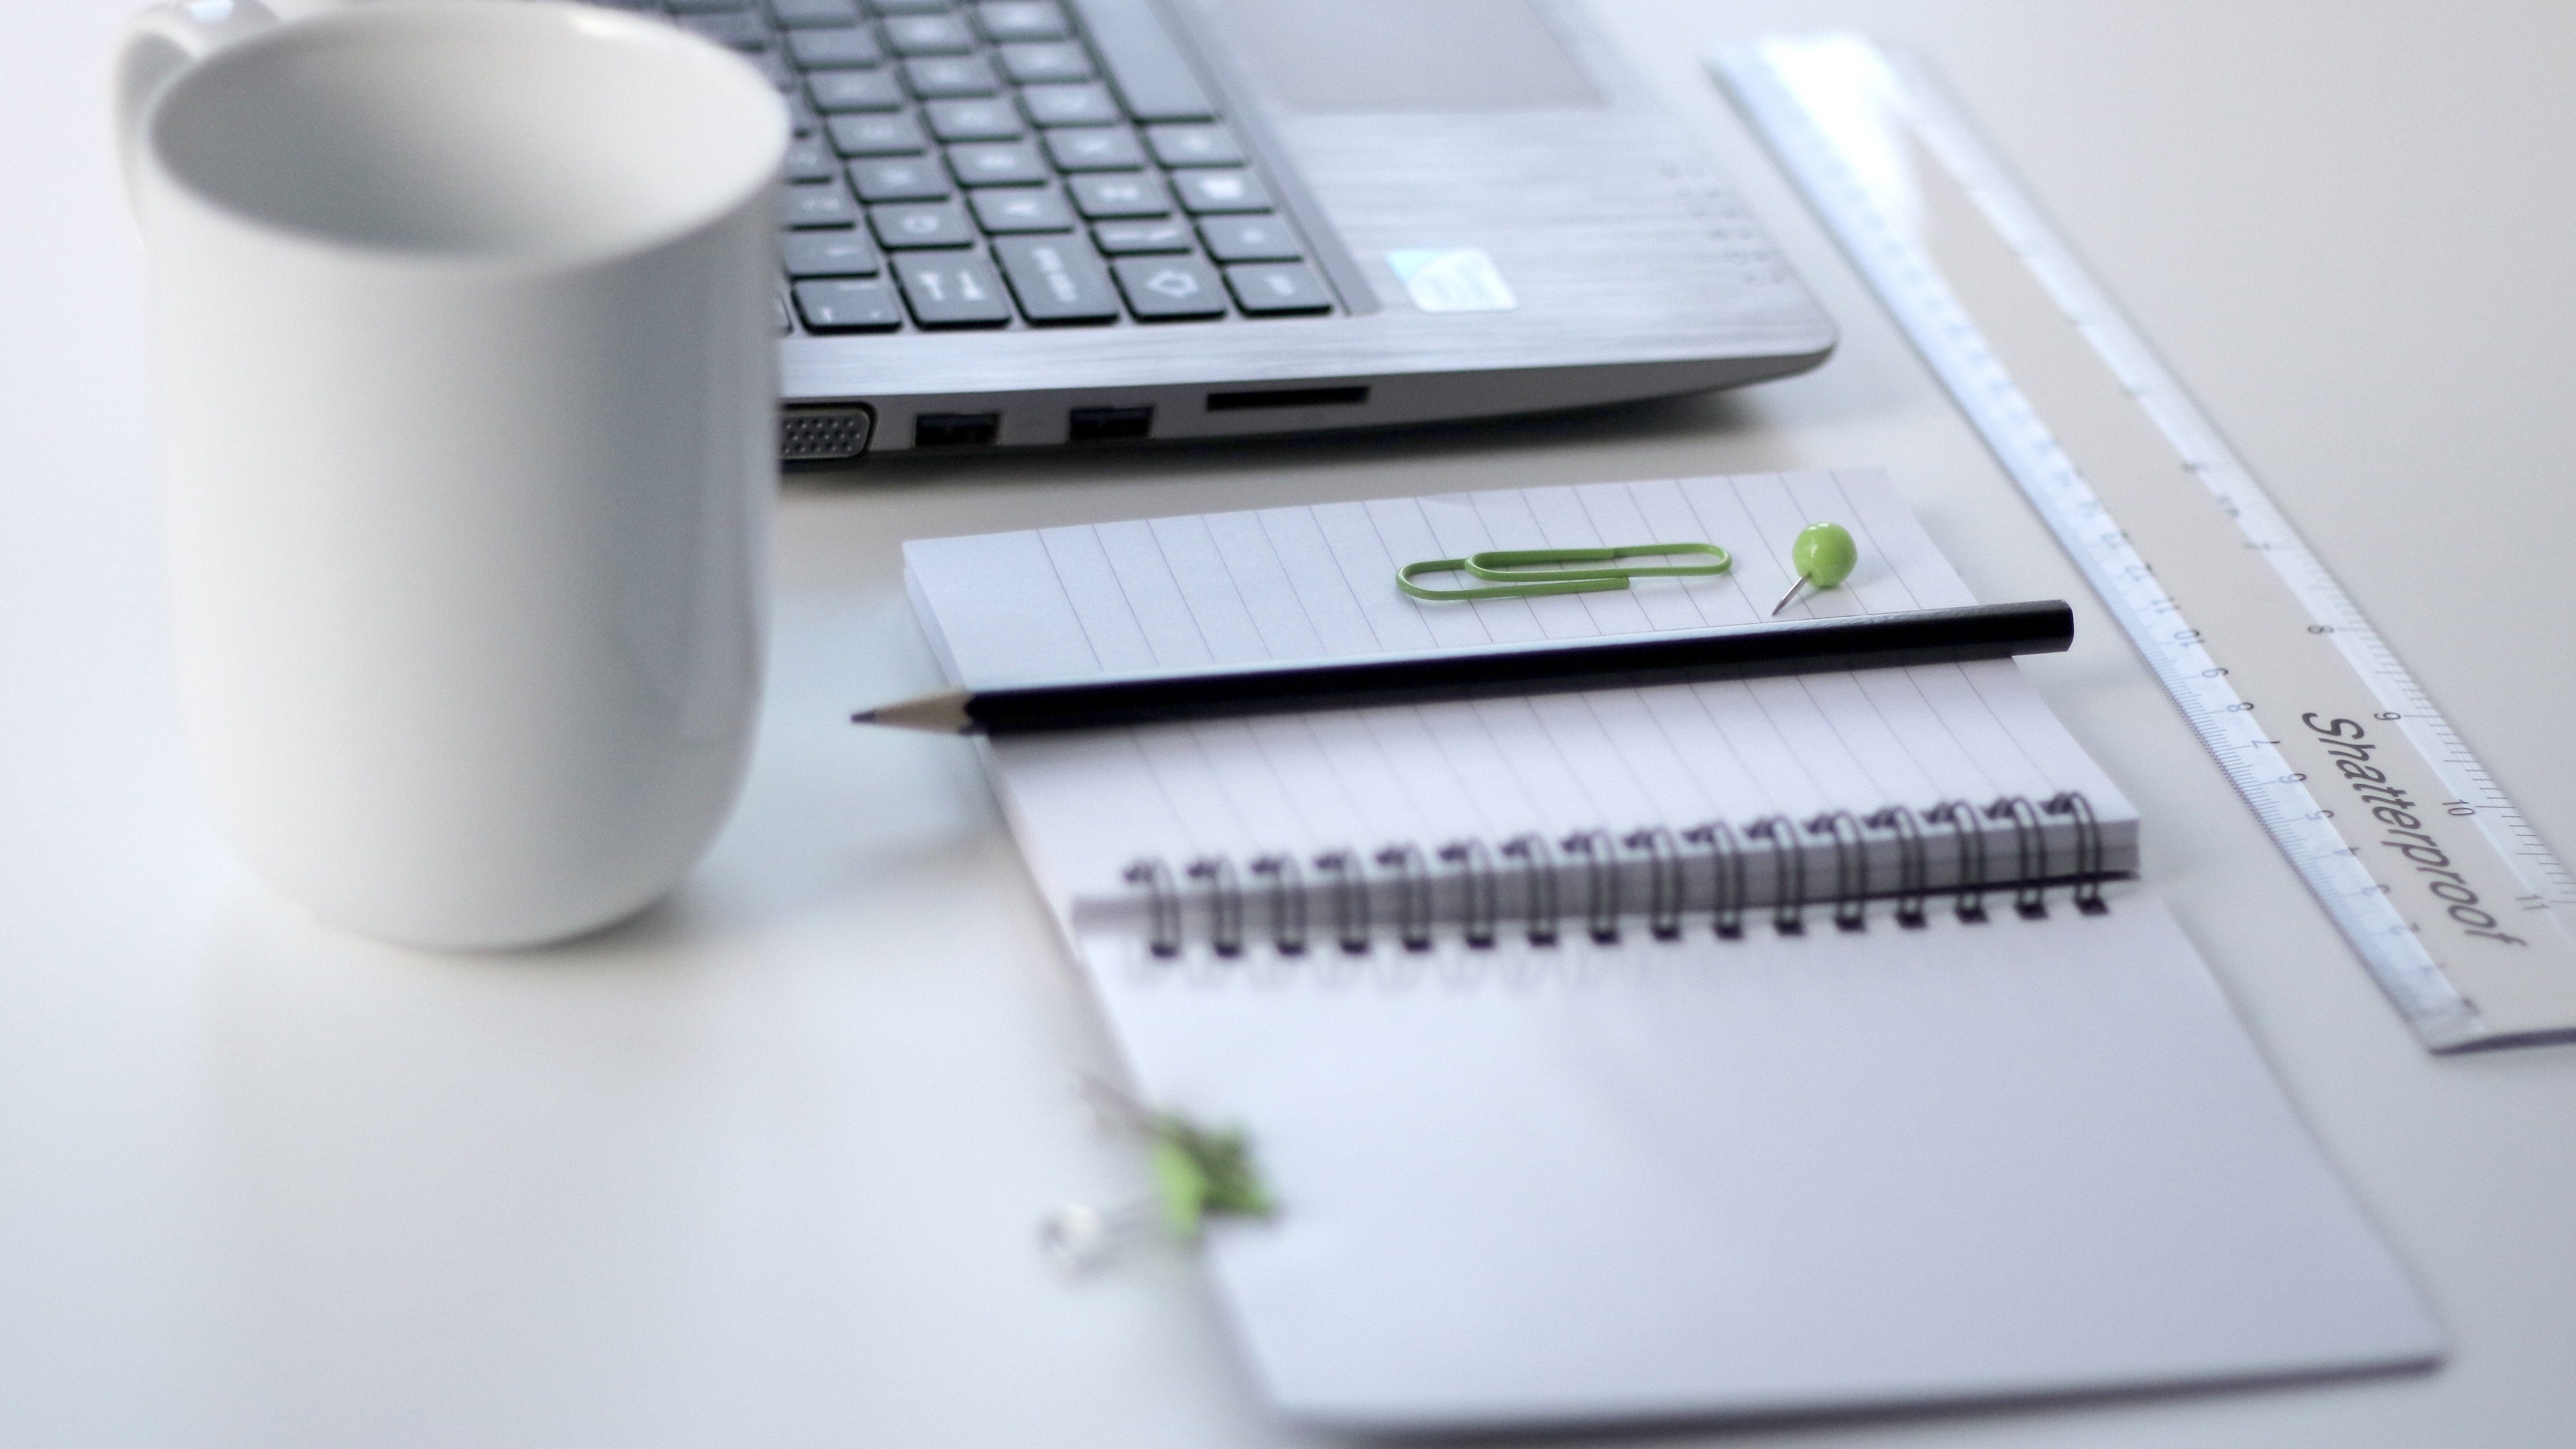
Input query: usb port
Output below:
<box><xmin>914</xmin><ymin>412</ymin><xmax>1000</xmax><ymax>448</ymax></box>
<box><xmin>1068</xmin><ymin>405</ymin><xmax>1153</xmax><ymax>442</ymax></box>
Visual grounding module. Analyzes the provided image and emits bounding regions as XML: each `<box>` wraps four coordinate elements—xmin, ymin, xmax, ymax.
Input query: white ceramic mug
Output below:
<box><xmin>119</xmin><ymin>0</ymin><xmax>789</xmax><ymax>949</ymax></box>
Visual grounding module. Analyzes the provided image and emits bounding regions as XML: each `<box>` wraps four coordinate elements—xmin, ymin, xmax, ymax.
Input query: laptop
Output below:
<box><xmin>601</xmin><ymin>0</ymin><xmax>1837</xmax><ymax>459</ymax></box>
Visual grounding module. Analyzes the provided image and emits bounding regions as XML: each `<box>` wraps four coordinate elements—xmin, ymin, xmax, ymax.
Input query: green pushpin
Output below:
<box><xmin>1771</xmin><ymin>522</ymin><xmax>1859</xmax><ymax>615</ymax></box>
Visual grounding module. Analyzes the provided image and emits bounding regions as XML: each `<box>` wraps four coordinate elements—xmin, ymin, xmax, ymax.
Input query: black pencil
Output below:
<box><xmin>854</xmin><ymin>599</ymin><xmax>2075</xmax><ymax>736</ymax></box>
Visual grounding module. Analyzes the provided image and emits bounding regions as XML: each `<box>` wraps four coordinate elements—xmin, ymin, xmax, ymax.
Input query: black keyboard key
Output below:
<box><xmin>1069</xmin><ymin>171</ymin><xmax>1169</xmax><ymax>217</ymax></box>
<box><xmin>1173</xmin><ymin>168</ymin><xmax>1268</xmax><ymax>214</ymax></box>
<box><xmin>680</xmin><ymin>11</ymin><xmax>771</xmax><ymax>48</ymax></box>
<box><xmin>869</xmin><ymin>201</ymin><xmax>977</xmax><ymax>248</ymax></box>
<box><xmin>1112</xmin><ymin>255</ymin><xmax>1226</xmax><ymax>319</ymax></box>
<box><xmin>881</xmin><ymin>14</ymin><xmax>974</xmax><ymax>54</ymax></box>
<box><xmin>796</xmin><ymin>278</ymin><xmax>905</xmax><ymax>331</ymax></box>
<box><xmin>1018</xmin><ymin>83</ymin><xmax>1119</xmax><ymax>127</ymax></box>
<box><xmin>787</xmin><ymin>92</ymin><xmax>821</xmax><ymax>137</ymax></box>
<box><xmin>974</xmin><ymin>0</ymin><xmax>1068</xmax><ymax>41</ymax></box>
<box><xmin>993</xmin><ymin>236</ymin><xmax>1119</xmax><ymax>323</ymax></box>
<box><xmin>770</xmin><ymin>0</ymin><xmax>860</xmax><ymax>26</ymax></box>
<box><xmin>752</xmin><ymin>49</ymin><xmax>797</xmax><ymax>89</ymax></box>
<box><xmin>788</xmin><ymin>26</ymin><xmax>882</xmax><ymax>66</ymax></box>
<box><xmin>784</xmin><ymin>230</ymin><xmax>884</xmax><ymax>277</ymax></box>
<box><xmin>1224</xmin><ymin>261</ymin><xmax>1331</xmax><ymax>315</ymax></box>
<box><xmin>946</xmin><ymin>141</ymin><xmax>1049</xmax><ymax>186</ymax></box>
<box><xmin>970</xmin><ymin>186</ymin><xmax>1075</xmax><ymax>232</ymax></box>
<box><xmin>902</xmin><ymin>56</ymin><xmax>1000</xmax><ymax>97</ymax></box>
<box><xmin>776</xmin><ymin>287</ymin><xmax>796</xmax><ymax>335</ymax></box>
<box><xmin>1090</xmin><ymin>217</ymin><xmax>1191</xmax><ymax>253</ymax></box>
<box><xmin>1143</xmin><ymin>123</ymin><xmax>1240</xmax><ymax>167</ymax></box>
<box><xmin>1198</xmin><ymin>214</ymin><xmax>1299</xmax><ymax>262</ymax></box>
<box><xmin>809</xmin><ymin>69</ymin><xmax>905</xmax><ymax>112</ymax></box>
<box><xmin>1044</xmin><ymin>127</ymin><xmax>1143</xmax><ymax>171</ymax></box>
<box><xmin>870</xmin><ymin>0</ymin><xmax>951</xmax><ymax>11</ymax></box>
<box><xmin>784</xmin><ymin>137</ymin><xmax>840</xmax><ymax>182</ymax></box>
<box><xmin>849</xmin><ymin>156</ymin><xmax>954</xmax><ymax>201</ymax></box>
<box><xmin>1068</xmin><ymin>0</ymin><xmax>1214</xmax><ymax>122</ymax></box>
<box><xmin>894</xmin><ymin>254</ymin><xmax>1014</xmax><ymax>327</ymax></box>
<box><xmin>826</xmin><ymin>111</ymin><xmax>926</xmax><ymax>155</ymax></box>
<box><xmin>997</xmin><ymin>41</ymin><xmax>1091</xmax><ymax>83</ymax></box>
<box><xmin>922</xmin><ymin>98</ymin><xmax>1022</xmax><ymax>140</ymax></box>
<box><xmin>781</xmin><ymin>180</ymin><xmax>861</xmax><ymax>227</ymax></box>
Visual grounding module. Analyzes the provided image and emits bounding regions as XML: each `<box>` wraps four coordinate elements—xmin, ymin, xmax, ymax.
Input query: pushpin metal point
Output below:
<box><xmin>1771</xmin><ymin>522</ymin><xmax>1859</xmax><ymax>615</ymax></box>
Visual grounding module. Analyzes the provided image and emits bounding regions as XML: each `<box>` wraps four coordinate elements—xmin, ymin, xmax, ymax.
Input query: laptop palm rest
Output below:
<box><xmin>1219</xmin><ymin>0</ymin><xmax>1603</xmax><ymax>113</ymax></box>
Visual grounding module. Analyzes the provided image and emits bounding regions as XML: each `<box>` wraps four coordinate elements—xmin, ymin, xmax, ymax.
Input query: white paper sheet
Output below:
<box><xmin>905</xmin><ymin>471</ymin><xmax>2133</xmax><ymax>911</ymax></box>
<box><xmin>1082</xmin><ymin>893</ymin><xmax>2442</xmax><ymax>1429</ymax></box>
<box><xmin>899</xmin><ymin>474</ymin><xmax>2442</xmax><ymax>1429</ymax></box>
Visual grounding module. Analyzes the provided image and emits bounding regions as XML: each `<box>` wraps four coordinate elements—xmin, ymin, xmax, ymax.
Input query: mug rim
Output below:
<box><xmin>141</xmin><ymin>0</ymin><xmax>789</xmax><ymax>274</ymax></box>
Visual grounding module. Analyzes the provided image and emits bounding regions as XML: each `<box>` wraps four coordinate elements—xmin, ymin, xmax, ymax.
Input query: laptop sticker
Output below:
<box><xmin>1386</xmin><ymin>248</ymin><xmax>1519</xmax><ymax>313</ymax></box>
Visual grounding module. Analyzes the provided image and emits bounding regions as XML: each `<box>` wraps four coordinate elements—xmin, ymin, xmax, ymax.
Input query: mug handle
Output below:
<box><xmin>114</xmin><ymin>0</ymin><xmax>283</xmax><ymax>177</ymax></box>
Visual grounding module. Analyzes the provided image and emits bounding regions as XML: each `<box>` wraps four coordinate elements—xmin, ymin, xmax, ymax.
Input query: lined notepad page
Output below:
<box><xmin>905</xmin><ymin>471</ymin><xmax>2132</xmax><ymax>910</ymax></box>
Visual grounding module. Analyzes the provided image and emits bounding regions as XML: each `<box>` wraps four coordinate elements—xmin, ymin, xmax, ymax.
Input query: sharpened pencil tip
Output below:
<box><xmin>851</xmin><ymin>689</ymin><xmax>977</xmax><ymax>733</ymax></box>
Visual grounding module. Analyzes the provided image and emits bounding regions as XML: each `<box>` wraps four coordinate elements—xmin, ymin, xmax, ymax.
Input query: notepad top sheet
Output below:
<box><xmin>905</xmin><ymin>470</ymin><xmax>2133</xmax><ymax>911</ymax></box>
<box><xmin>1087</xmin><ymin>893</ymin><xmax>2442</xmax><ymax>1429</ymax></box>
<box><xmin>900</xmin><ymin>472</ymin><xmax>2441</xmax><ymax>1430</ymax></box>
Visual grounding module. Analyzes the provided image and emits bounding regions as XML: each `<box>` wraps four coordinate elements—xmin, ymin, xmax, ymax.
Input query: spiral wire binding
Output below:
<box><xmin>1250</xmin><ymin>854</ymin><xmax>1307</xmax><ymax>955</ymax></box>
<box><xmin>1865</xmin><ymin>803</ymin><xmax>1931</xmax><ymax>926</ymax></box>
<box><xmin>1120</xmin><ymin>792</ymin><xmax>2108</xmax><ymax>957</ymax></box>
<box><xmin>1807</xmin><ymin>810</ymin><xmax>1870</xmax><ymax>932</ymax></box>
<box><xmin>1316</xmin><ymin>850</ymin><xmax>1370</xmax><ymax>953</ymax></box>
<box><xmin>1439</xmin><ymin>839</ymin><xmax>1499</xmax><ymax>947</ymax></box>
<box><xmin>1986</xmin><ymin>796</ymin><xmax>2051</xmax><ymax>918</ymax></box>
<box><xmin>1626</xmin><ymin>827</ymin><xmax>1686</xmax><ymax>940</ymax></box>
<box><xmin>1185</xmin><ymin>857</ymin><xmax>1245</xmax><ymax>957</ymax></box>
<box><xmin>1564</xmin><ymin>829</ymin><xmax>1622</xmax><ymax>943</ymax></box>
<box><xmin>1746</xmin><ymin>814</ymin><xmax>1809</xmax><ymax>934</ymax></box>
<box><xmin>1926</xmin><ymin>800</ymin><xmax>1989</xmax><ymax>922</ymax></box>
<box><xmin>1684</xmin><ymin>819</ymin><xmax>1749</xmax><ymax>938</ymax></box>
<box><xmin>1125</xmin><ymin>859</ymin><xmax>1183</xmax><ymax>958</ymax></box>
<box><xmin>1376</xmin><ymin>843</ymin><xmax>1435</xmax><ymax>951</ymax></box>
<box><xmin>1501</xmin><ymin>833</ymin><xmax>1562</xmax><ymax>946</ymax></box>
<box><xmin>2045</xmin><ymin>791</ymin><xmax>2109</xmax><ymax>914</ymax></box>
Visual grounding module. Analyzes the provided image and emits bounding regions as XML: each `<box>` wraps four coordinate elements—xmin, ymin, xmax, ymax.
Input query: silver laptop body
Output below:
<box><xmin>710</xmin><ymin>0</ymin><xmax>1837</xmax><ymax>459</ymax></box>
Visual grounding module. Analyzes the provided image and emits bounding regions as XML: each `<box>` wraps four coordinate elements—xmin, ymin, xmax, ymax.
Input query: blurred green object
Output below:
<box><xmin>1151</xmin><ymin>1116</ymin><xmax>1276</xmax><ymax>1237</ymax></box>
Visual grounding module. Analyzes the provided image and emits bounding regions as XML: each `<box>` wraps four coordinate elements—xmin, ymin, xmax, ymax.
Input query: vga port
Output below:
<box><xmin>780</xmin><ymin>405</ymin><xmax>874</xmax><ymax>463</ymax></box>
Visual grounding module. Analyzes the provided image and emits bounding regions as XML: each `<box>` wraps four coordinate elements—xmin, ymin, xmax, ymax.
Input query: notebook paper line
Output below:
<box><xmin>1004</xmin><ymin>473</ymin><xmax>1947</xmax><ymax>684</ymax></box>
<box><xmin>1106</xmin><ymin>660</ymin><xmax>2077</xmax><ymax>866</ymax></box>
<box><xmin>909</xmin><ymin>470</ymin><xmax>2132</xmax><ymax>901</ymax></box>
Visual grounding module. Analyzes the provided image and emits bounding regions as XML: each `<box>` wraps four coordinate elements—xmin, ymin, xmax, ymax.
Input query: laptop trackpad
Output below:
<box><xmin>1221</xmin><ymin>0</ymin><xmax>1602</xmax><ymax>113</ymax></box>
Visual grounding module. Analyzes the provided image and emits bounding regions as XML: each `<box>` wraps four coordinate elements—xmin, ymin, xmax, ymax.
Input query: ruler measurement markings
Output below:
<box><xmin>1720</xmin><ymin>37</ymin><xmax>2576</xmax><ymax>1048</ymax></box>
<box><xmin>1929</xmin><ymin>69</ymin><xmax>2574</xmax><ymax>910</ymax></box>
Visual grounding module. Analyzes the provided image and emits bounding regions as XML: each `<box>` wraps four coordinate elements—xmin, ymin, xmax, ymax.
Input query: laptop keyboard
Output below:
<box><xmin>582</xmin><ymin>0</ymin><xmax>1341</xmax><ymax>335</ymax></box>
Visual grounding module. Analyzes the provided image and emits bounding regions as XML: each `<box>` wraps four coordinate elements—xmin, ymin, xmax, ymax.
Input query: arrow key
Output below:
<box><xmin>893</xmin><ymin>254</ymin><xmax>1014</xmax><ymax>328</ymax></box>
<box><xmin>1112</xmin><ymin>255</ymin><xmax>1226</xmax><ymax>321</ymax></box>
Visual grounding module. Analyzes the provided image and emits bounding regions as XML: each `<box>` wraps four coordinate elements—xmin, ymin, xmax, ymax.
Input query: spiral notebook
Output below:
<box><xmin>903</xmin><ymin>472</ymin><xmax>2441</xmax><ymax>1432</ymax></box>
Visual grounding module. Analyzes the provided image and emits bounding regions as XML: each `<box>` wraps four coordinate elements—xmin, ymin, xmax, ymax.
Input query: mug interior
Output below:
<box><xmin>152</xmin><ymin>2</ymin><xmax>784</xmax><ymax>261</ymax></box>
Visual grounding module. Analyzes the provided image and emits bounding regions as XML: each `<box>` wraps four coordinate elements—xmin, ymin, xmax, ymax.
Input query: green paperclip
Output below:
<box><xmin>1397</xmin><ymin>541</ymin><xmax>1732</xmax><ymax>601</ymax></box>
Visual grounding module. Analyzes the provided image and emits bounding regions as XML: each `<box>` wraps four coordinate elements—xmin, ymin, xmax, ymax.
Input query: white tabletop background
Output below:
<box><xmin>6</xmin><ymin>0</ymin><xmax>2573</xmax><ymax>1445</ymax></box>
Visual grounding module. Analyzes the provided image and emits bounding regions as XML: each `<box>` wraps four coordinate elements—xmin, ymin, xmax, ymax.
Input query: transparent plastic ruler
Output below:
<box><xmin>1717</xmin><ymin>35</ymin><xmax>2576</xmax><ymax>1050</ymax></box>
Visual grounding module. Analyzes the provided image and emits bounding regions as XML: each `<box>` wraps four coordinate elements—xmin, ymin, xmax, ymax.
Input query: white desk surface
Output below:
<box><xmin>7</xmin><ymin>0</ymin><xmax>2573</xmax><ymax>1444</ymax></box>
